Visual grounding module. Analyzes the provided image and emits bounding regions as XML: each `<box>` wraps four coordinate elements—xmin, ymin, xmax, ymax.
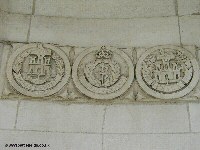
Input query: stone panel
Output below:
<box><xmin>34</xmin><ymin>0</ymin><xmax>175</xmax><ymax>18</ymax></box>
<box><xmin>104</xmin><ymin>104</ymin><xmax>189</xmax><ymax>133</ymax></box>
<box><xmin>104</xmin><ymin>133</ymin><xmax>200</xmax><ymax>150</ymax></box>
<box><xmin>0</xmin><ymin>13</ymin><xmax>30</xmax><ymax>42</ymax></box>
<box><xmin>0</xmin><ymin>130</ymin><xmax>102</xmax><ymax>150</ymax></box>
<box><xmin>1</xmin><ymin>43</ymin><xmax>200</xmax><ymax>101</ymax></box>
<box><xmin>180</xmin><ymin>16</ymin><xmax>200</xmax><ymax>46</ymax></box>
<box><xmin>6</xmin><ymin>43</ymin><xmax>71</xmax><ymax>97</ymax></box>
<box><xmin>178</xmin><ymin>0</ymin><xmax>200</xmax><ymax>16</ymax></box>
<box><xmin>16</xmin><ymin>101</ymin><xmax>105</xmax><ymax>133</ymax></box>
<box><xmin>136</xmin><ymin>45</ymin><xmax>199</xmax><ymax>99</ymax></box>
<box><xmin>0</xmin><ymin>0</ymin><xmax>33</xmax><ymax>14</ymax></box>
<box><xmin>0</xmin><ymin>43</ymin><xmax>3</xmax><ymax>71</ymax></box>
<box><xmin>0</xmin><ymin>101</ymin><xmax>18</xmax><ymax>129</ymax></box>
<box><xmin>72</xmin><ymin>46</ymin><xmax>134</xmax><ymax>99</ymax></box>
<box><xmin>29</xmin><ymin>16</ymin><xmax>180</xmax><ymax>47</ymax></box>
<box><xmin>189</xmin><ymin>103</ymin><xmax>200</xmax><ymax>132</ymax></box>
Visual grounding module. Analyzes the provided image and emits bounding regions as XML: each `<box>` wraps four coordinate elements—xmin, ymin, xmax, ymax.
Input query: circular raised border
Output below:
<box><xmin>72</xmin><ymin>47</ymin><xmax>135</xmax><ymax>100</ymax></box>
<box><xmin>136</xmin><ymin>45</ymin><xmax>200</xmax><ymax>99</ymax></box>
<box><xmin>6</xmin><ymin>43</ymin><xmax>71</xmax><ymax>97</ymax></box>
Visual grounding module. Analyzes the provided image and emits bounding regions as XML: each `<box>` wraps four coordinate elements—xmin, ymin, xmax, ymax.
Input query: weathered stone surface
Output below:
<box><xmin>178</xmin><ymin>0</ymin><xmax>200</xmax><ymax>16</ymax></box>
<box><xmin>136</xmin><ymin>45</ymin><xmax>199</xmax><ymax>99</ymax></box>
<box><xmin>189</xmin><ymin>103</ymin><xmax>200</xmax><ymax>132</ymax></box>
<box><xmin>29</xmin><ymin>16</ymin><xmax>180</xmax><ymax>47</ymax></box>
<box><xmin>180</xmin><ymin>16</ymin><xmax>200</xmax><ymax>47</ymax></box>
<box><xmin>1</xmin><ymin>43</ymin><xmax>200</xmax><ymax>101</ymax></box>
<box><xmin>16</xmin><ymin>101</ymin><xmax>105</xmax><ymax>133</ymax></box>
<box><xmin>72</xmin><ymin>46</ymin><xmax>134</xmax><ymax>99</ymax></box>
<box><xmin>0</xmin><ymin>13</ymin><xmax>30</xmax><ymax>42</ymax></box>
<box><xmin>104</xmin><ymin>133</ymin><xmax>200</xmax><ymax>150</ymax></box>
<box><xmin>0</xmin><ymin>43</ymin><xmax>3</xmax><ymax>71</ymax></box>
<box><xmin>6</xmin><ymin>43</ymin><xmax>71</xmax><ymax>97</ymax></box>
<box><xmin>0</xmin><ymin>0</ymin><xmax>33</xmax><ymax>14</ymax></box>
<box><xmin>0</xmin><ymin>44</ymin><xmax>10</xmax><ymax>97</ymax></box>
<box><xmin>0</xmin><ymin>100</ymin><xmax>18</xmax><ymax>129</ymax></box>
<box><xmin>104</xmin><ymin>104</ymin><xmax>189</xmax><ymax>133</ymax></box>
<box><xmin>0</xmin><ymin>130</ymin><xmax>102</xmax><ymax>150</ymax></box>
<box><xmin>34</xmin><ymin>0</ymin><xmax>175</xmax><ymax>18</ymax></box>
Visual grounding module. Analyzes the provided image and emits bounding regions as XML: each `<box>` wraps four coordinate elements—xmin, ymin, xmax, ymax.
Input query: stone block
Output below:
<box><xmin>34</xmin><ymin>0</ymin><xmax>175</xmax><ymax>18</ymax></box>
<box><xmin>16</xmin><ymin>101</ymin><xmax>105</xmax><ymax>133</ymax></box>
<box><xmin>178</xmin><ymin>0</ymin><xmax>200</xmax><ymax>16</ymax></box>
<box><xmin>0</xmin><ymin>130</ymin><xmax>102</xmax><ymax>150</ymax></box>
<box><xmin>103</xmin><ymin>104</ymin><xmax>189</xmax><ymax>133</ymax></box>
<box><xmin>0</xmin><ymin>13</ymin><xmax>30</xmax><ymax>42</ymax></box>
<box><xmin>0</xmin><ymin>0</ymin><xmax>33</xmax><ymax>14</ymax></box>
<box><xmin>29</xmin><ymin>16</ymin><xmax>180</xmax><ymax>47</ymax></box>
<box><xmin>180</xmin><ymin>16</ymin><xmax>200</xmax><ymax>46</ymax></box>
<box><xmin>104</xmin><ymin>133</ymin><xmax>200</xmax><ymax>150</ymax></box>
<box><xmin>0</xmin><ymin>43</ymin><xmax>3</xmax><ymax>70</ymax></box>
<box><xmin>0</xmin><ymin>100</ymin><xmax>18</xmax><ymax>129</ymax></box>
<box><xmin>189</xmin><ymin>103</ymin><xmax>200</xmax><ymax>132</ymax></box>
<box><xmin>135</xmin><ymin>45</ymin><xmax>199</xmax><ymax>100</ymax></box>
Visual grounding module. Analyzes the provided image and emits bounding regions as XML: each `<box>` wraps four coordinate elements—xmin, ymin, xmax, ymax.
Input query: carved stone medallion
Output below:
<box><xmin>72</xmin><ymin>46</ymin><xmax>134</xmax><ymax>99</ymax></box>
<box><xmin>6</xmin><ymin>44</ymin><xmax>71</xmax><ymax>97</ymax></box>
<box><xmin>136</xmin><ymin>46</ymin><xmax>199</xmax><ymax>99</ymax></box>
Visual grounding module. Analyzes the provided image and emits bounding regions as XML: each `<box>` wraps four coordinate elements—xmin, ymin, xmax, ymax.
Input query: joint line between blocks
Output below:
<box><xmin>187</xmin><ymin>104</ymin><xmax>192</xmax><ymax>132</ymax></box>
<box><xmin>102</xmin><ymin>106</ymin><xmax>107</xmax><ymax>150</ymax></box>
<box><xmin>14</xmin><ymin>101</ymin><xmax>21</xmax><ymax>129</ymax></box>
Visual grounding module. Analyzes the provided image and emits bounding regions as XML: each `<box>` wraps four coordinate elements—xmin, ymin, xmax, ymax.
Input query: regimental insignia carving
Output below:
<box><xmin>72</xmin><ymin>46</ymin><xmax>134</xmax><ymax>99</ymax></box>
<box><xmin>136</xmin><ymin>45</ymin><xmax>200</xmax><ymax>99</ymax></box>
<box><xmin>6</xmin><ymin>44</ymin><xmax>71</xmax><ymax>97</ymax></box>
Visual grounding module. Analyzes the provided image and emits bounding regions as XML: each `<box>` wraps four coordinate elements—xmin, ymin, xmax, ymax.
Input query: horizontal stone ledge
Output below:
<box><xmin>0</xmin><ymin>42</ymin><xmax>200</xmax><ymax>103</ymax></box>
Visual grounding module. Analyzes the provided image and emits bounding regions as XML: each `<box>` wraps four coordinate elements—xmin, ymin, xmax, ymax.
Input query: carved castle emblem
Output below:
<box><xmin>136</xmin><ymin>46</ymin><xmax>199</xmax><ymax>99</ymax></box>
<box><xmin>6</xmin><ymin>44</ymin><xmax>71</xmax><ymax>97</ymax></box>
<box><xmin>72</xmin><ymin>46</ymin><xmax>134</xmax><ymax>99</ymax></box>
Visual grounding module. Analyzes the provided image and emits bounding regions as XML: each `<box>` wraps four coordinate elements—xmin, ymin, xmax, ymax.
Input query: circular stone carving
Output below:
<box><xmin>6</xmin><ymin>44</ymin><xmax>71</xmax><ymax>97</ymax></box>
<box><xmin>72</xmin><ymin>46</ymin><xmax>134</xmax><ymax>99</ymax></box>
<box><xmin>136</xmin><ymin>45</ymin><xmax>199</xmax><ymax>99</ymax></box>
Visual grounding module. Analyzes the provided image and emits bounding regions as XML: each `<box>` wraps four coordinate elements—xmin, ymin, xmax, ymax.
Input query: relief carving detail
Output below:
<box><xmin>6</xmin><ymin>44</ymin><xmax>71</xmax><ymax>97</ymax></box>
<box><xmin>72</xmin><ymin>46</ymin><xmax>134</xmax><ymax>99</ymax></box>
<box><xmin>136</xmin><ymin>46</ymin><xmax>199</xmax><ymax>99</ymax></box>
<box><xmin>4</xmin><ymin>43</ymin><xmax>200</xmax><ymax>101</ymax></box>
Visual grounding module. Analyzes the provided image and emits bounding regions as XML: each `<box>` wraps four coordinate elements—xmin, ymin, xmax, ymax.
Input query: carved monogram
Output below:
<box><xmin>6</xmin><ymin>44</ymin><xmax>71</xmax><ymax>97</ymax></box>
<box><xmin>72</xmin><ymin>46</ymin><xmax>134</xmax><ymax>99</ymax></box>
<box><xmin>136</xmin><ymin>46</ymin><xmax>199</xmax><ymax>99</ymax></box>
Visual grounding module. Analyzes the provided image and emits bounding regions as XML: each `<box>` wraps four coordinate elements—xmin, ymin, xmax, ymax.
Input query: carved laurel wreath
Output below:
<box><xmin>12</xmin><ymin>50</ymin><xmax>65</xmax><ymax>91</ymax></box>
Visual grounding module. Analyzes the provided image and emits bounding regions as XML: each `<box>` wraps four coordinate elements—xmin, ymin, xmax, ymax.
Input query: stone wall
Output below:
<box><xmin>0</xmin><ymin>0</ymin><xmax>200</xmax><ymax>150</ymax></box>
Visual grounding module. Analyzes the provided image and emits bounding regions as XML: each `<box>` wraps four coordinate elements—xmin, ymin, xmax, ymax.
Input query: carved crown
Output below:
<box><xmin>96</xmin><ymin>46</ymin><xmax>113</xmax><ymax>59</ymax></box>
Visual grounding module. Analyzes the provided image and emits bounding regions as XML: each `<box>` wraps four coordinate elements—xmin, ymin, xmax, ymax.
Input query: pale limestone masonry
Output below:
<box><xmin>0</xmin><ymin>0</ymin><xmax>200</xmax><ymax>150</ymax></box>
<box><xmin>178</xmin><ymin>0</ymin><xmax>200</xmax><ymax>16</ymax></box>
<box><xmin>34</xmin><ymin>0</ymin><xmax>176</xmax><ymax>18</ymax></box>
<box><xmin>0</xmin><ymin>0</ymin><xmax>33</xmax><ymax>14</ymax></box>
<box><xmin>1</xmin><ymin>43</ymin><xmax>200</xmax><ymax>102</ymax></box>
<box><xmin>29</xmin><ymin>16</ymin><xmax>180</xmax><ymax>47</ymax></box>
<box><xmin>0</xmin><ymin>13</ymin><xmax>30</xmax><ymax>42</ymax></box>
<box><xmin>0</xmin><ymin>101</ymin><xmax>18</xmax><ymax>129</ymax></box>
<box><xmin>180</xmin><ymin>15</ymin><xmax>200</xmax><ymax>46</ymax></box>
